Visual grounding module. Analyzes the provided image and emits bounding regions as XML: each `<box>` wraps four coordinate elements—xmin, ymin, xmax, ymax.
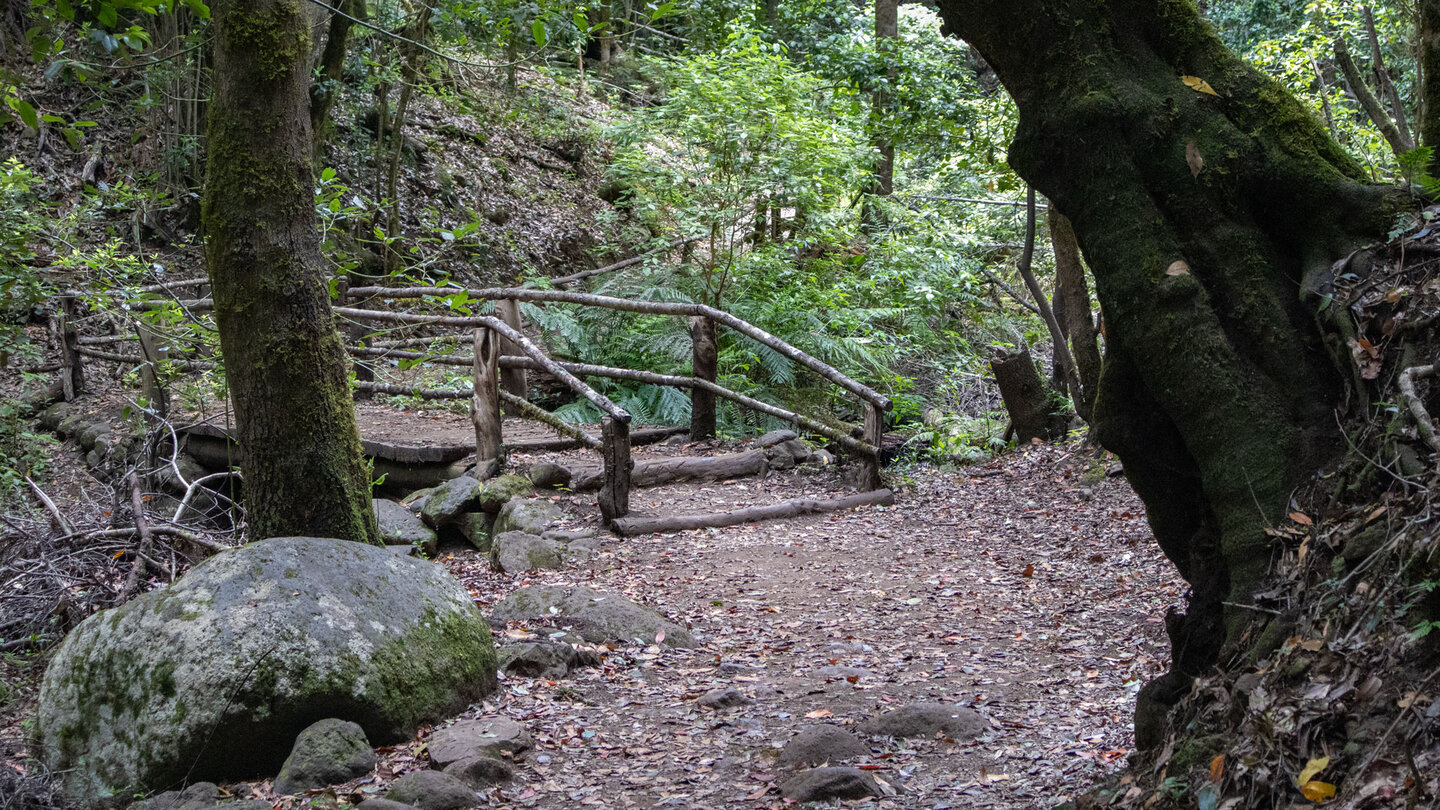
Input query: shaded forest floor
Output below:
<box><xmin>272</xmin><ymin>442</ymin><xmax>1177</xmax><ymax>809</ymax></box>
<box><xmin>2</xmin><ymin>437</ymin><xmax>1183</xmax><ymax>810</ymax></box>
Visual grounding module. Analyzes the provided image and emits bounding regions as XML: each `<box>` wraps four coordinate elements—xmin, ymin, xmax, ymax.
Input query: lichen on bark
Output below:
<box><xmin>935</xmin><ymin>0</ymin><xmax>1411</xmax><ymax>746</ymax></box>
<box><xmin>203</xmin><ymin>0</ymin><xmax>378</xmax><ymax>544</ymax></box>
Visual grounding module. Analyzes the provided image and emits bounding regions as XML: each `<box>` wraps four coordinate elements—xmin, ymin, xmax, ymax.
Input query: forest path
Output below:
<box><xmin>402</xmin><ymin>444</ymin><xmax>1182</xmax><ymax>810</ymax></box>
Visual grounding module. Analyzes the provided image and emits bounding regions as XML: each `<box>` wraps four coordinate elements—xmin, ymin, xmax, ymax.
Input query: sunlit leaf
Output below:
<box><xmin>1182</xmin><ymin>75</ymin><xmax>1222</xmax><ymax>96</ymax></box>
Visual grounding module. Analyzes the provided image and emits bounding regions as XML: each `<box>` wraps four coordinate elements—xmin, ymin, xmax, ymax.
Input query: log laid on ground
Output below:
<box><xmin>611</xmin><ymin>489</ymin><xmax>896</xmax><ymax>536</ymax></box>
<box><xmin>572</xmin><ymin>448</ymin><xmax>769</xmax><ymax>492</ymax></box>
<box><xmin>505</xmin><ymin>426</ymin><xmax>685</xmax><ymax>452</ymax></box>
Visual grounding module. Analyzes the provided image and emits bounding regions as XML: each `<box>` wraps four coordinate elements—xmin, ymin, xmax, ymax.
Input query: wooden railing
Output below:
<box><xmin>70</xmin><ymin>279</ymin><xmax>891</xmax><ymax>526</ymax></box>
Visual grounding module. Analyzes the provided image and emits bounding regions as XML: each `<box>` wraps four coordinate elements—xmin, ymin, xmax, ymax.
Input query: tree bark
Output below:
<box><xmin>1422</xmin><ymin>0</ymin><xmax>1440</xmax><ymax>173</ymax></box>
<box><xmin>204</xmin><ymin>0</ymin><xmax>378</xmax><ymax>544</ymax></box>
<box><xmin>689</xmin><ymin>315</ymin><xmax>718</xmax><ymax>439</ymax></box>
<box><xmin>863</xmin><ymin>0</ymin><xmax>898</xmax><ymax>234</ymax></box>
<box><xmin>309</xmin><ymin>0</ymin><xmax>364</xmax><ymax>148</ymax></box>
<box><xmin>936</xmin><ymin>0</ymin><xmax>1407</xmax><ymax>730</ymax></box>
<box><xmin>991</xmin><ymin>347</ymin><xmax>1068</xmax><ymax>443</ymax></box>
<box><xmin>496</xmin><ymin>299</ymin><xmax>528</xmax><ymax>399</ymax></box>
<box><xmin>1049</xmin><ymin>209</ymin><xmax>1102</xmax><ymax>415</ymax></box>
<box><xmin>1334</xmin><ymin>36</ymin><xmax>1411</xmax><ymax>158</ymax></box>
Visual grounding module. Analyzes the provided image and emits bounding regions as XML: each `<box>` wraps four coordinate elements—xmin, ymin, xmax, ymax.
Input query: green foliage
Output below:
<box><xmin>0</xmin><ymin>160</ymin><xmax>50</xmax><ymax>367</ymax></box>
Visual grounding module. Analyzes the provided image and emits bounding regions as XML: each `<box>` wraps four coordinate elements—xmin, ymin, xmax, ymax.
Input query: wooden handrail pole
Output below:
<box><xmin>472</xmin><ymin>327</ymin><xmax>504</xmax><ymax>479</ymax></box>
<box><xmin>857</xmin><ymin>402</ymin><xmax>884</xmax><ymax>490</ymax></box>
<box><xmin>599</xmin><ymin>416</ymin><xmax>632</xmax><ymax>523</ymax></box>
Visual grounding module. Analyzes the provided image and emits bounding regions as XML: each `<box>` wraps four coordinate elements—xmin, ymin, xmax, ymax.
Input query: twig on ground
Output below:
<box><xmin>25</xmin><ymin>476</ymin><xmax>73</xmax><ymax>536</ymax></box>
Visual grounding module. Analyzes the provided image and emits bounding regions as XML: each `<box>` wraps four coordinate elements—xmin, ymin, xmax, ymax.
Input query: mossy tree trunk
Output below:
<box><xmin>935</xmin><ymin>0</ymin><xmax>1408</xmax><ymax>738</ymax></box>
<box><xmin>203</xmin><ymin>0</ymin><xmax>379</xmax><ymax>544</ymax></box>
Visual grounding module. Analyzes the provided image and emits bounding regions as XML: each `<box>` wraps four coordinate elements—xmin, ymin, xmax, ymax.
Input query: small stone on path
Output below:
<box><xmin>384</xmin><ymin>770</ymin><xmax>478</xmax><ymax>810</ymax></box>
<box><xmin>779</xmin><ymin>767</ymin><xmax>882</xmax><ymax>802</ymax></box>
<box><xmin>443</xmin><ymin>755</ymin><xmax>514</xmax><ymax>786</ymax></box>
<box><xmin>273</xmin><ymin>718</ymin><xmax>376</xmax><ymax>794</ymax></box>
<box><xmin>498</xmin><ymin>641</ymin><xmax>599</xmax><ymax>679</ymax></box>
<box><xmin>858</xmin><ymin>701</ymin><xmax>986</xmax><ymax>740</ymax></box>
<box><xmin>697</xmin><ymin>687</ymin><xmax>751</xmax><ymax>710</ymax></box>
<box><xmin>427</xmin><ymin>717</ymin><xmax>533</xmax><ymax>765</ymax></box>
<box><xmin>779</xmin><ymin>726</ymin><xmax>869</xmax><ymax>768</ymax></box>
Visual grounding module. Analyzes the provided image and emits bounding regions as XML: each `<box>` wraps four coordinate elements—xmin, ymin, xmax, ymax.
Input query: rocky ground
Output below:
<box><xmin>242</xmin><ymin>442</ymin><xmax>1182</xmax><ymax>810</ymax></box>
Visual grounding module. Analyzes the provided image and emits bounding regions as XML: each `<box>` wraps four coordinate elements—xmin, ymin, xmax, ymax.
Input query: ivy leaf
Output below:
<box><xmin>11</xmin><ymin>98</ymin><xmax>38</xmax><ymax>130</ymax></box>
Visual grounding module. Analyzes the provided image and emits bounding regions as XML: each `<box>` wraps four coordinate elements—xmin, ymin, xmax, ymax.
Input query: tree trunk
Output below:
<box><xmin>689</xmin><ymin>315</ymin><xmax>718</xmax><ymax>440</ymax></box>
<box><xmin>1421</xmin><ymin>0</ymin><xmax>1440</xmax><ymax>173</ymax></box>
<box><xmin>309</xmin><ymin>0</ymin><xmax>364</xmax><ymax>149</ymax></box>
<box><xmin>1049</xmin><ymin>208</ymin><xmax>1102</xmax><ymax>415</ymax></box>
<box><xmin>991</xmin><ymin>347</ymin><xmax>1068</xmax><ymax>443</ymax></box>
<box><xmin>863</xmin><ymin>0</ymin><xmax>898</xmax><ymax>234</ymax></box>
<box><xmin>936</xmin><ymin>0</ymin><xmax>1407</xmax><ymax>739</ymax></box>
<box><xmin>204</xmin><ymin>0</ymin><xmax>378</xmax><ymax>544</ymax></box>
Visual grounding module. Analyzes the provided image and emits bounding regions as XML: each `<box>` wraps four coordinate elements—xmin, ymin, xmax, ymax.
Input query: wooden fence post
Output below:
<box><xmin>472</xmin><ymin>327</ymin><xmax>504</xmax><ymax>479</ymax></box>
<box><xmin>599</xmin><ymin>415</ymin><xmax>631</xmax><ymax>523</ymax></box>
<box><xmin>496</xmin><ymin>298</ymin><xmax>528</xmax><ymax>400</ymax></box>
<box><xmin>689</xmin><ymin>315</ymin><xmax>717</xmax><ymax>440</ymax></box>
<box><xmin>58</xmin><ymin>296</ymin><xmax>84</xmax><ymax>401</ymax></box>
<box><xmin>857</xmin><ymin>401</ymin><xmax>884</xmax><ymax>491</ymax></box>
<box><xmin>136</xmin><ymin>320</ymin><xmax>170</xmax><ymax>418</ymax></box>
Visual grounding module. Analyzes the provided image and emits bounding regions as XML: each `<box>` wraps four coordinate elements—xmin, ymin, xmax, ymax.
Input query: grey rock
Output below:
<box><xmin>779</xmin><ymin>439</ymin><xmax>812</xmax><ymax>463</ymax></box>
<box><xmin>858</xmin><ymin>702</ymin><xmax>986</xmax><ymax>740</ymax></box>
<box><xmin>562</xmin><ymin>534</ymin><xmax>603</xmax><ymax>553</ymax></box>
<box><xmin>815</xmin><ymin>665</ymin><xmax>872</xmax><ymax>680</ymax></box>
<box><xmin>489</xmin><ymin>532</ymin><xmax>564</xmax><ymax>573</ymax></box>
<box><xmin>129</xmin><ymin>782</ymin><xmax>220</xmax><ymax>810</ymax></box>
<box><xmin>387</xmin><ymin>545</ymin><xmax>418</xmax><ymax>557</ymax></box>
<box><xmin>493</xmin><ymin>499</ymin><xmax>562</xmax><ymax>536</ymax></box>
<box><xmin>498</xmin><ymin>642</ymin><xmax>600</xmax><ymax>679</ymax></box>
<box><xmin>543</xmin><ymin>528</ymin><xmax>597</xmax><ymax>545</ymax></box>
<box><xmin>375</xmin><ymin>499</ymin><xmax>438</xmax><ymax>555</ymax></box>
<box><xmin>356</xmin><ymin>800</ymin><xmax>418</xmax><ymax>810</ymax></box>
<box><xmin>273</xmin><ymin>718</ymin><xmax>376</xmax><ymax>794</ymax></box>
<box><xmin>442</xmin><ymin>755</ymin><xmax>514</xmax><ymax>786</ymax></box>
<box><xmin>427</xmin><ymin>717</ymin><xmax>533</xmax><ymax>765</ymax></box>
<box><xmin>779</xmin><ymin>726</ymin><xmax>869</xmax><ymax>768</ymax></box>
<box><xmin>401</xmin><ymin>489</ymin><xmax>432</xmax><ymax>514</ymax></box>
<box><xmin>39</xmin><ymin>402</ymin><xmax>71</xmax><ymax>430</ymax></box>
<box><xmin>77</xmin><ymin>422</ymin><xmax>106</xmax><ymax>449</ymax></box>
<box><xmin>697</xmin><ymin>688</ymin><xmax>751</xmax><ymax>710</ymax></box>
<box><xmin>490</xmin><ymin>585</ymin><xmax>693</xmax><ymax>648</ymax></box>
<box><xmin>765</xmin><ymin>443</ymin><xmax>796</xmax><ymax>470</ymax></box>
<box><xmin>384</xmin><ymin>770</ymin><xmax>478</xmax><ymax>810</ymax></box>
<box><xmin>456</xmin><ymin>512</ymin><xmax>495</xmax><ymax>552</ymax></box>
<box><xmin>779</xmin><ymin>767</ymin><xmax>881</xmax><ymax>803</ymax></box>
<box><xmin>810</xmin><ymin>449</ymin><xmax>836</xmax><ymax>466</ymax></box>
<box><xmin>420</xmin><ymin>476</ymin><xmax>481</xmax><ymax>527</ymax></box>
<box><xmin>756</xmin><ymin>429</ymin><xmax>798</xmax><ymax>448</ymax></box>
<box><xmin>478</xmin><ymin>475</ymin><xmax>533</xmax><ymax>513</ymax></box>
<box><xmin>36</xmin><ymin>537</ymin><xmax>498</xmax><ymax>800</ymax></box>
<box><xmin>524</xmin><ymin>463</ymin><xmax>572</xmax><ymax>490</ymax></box>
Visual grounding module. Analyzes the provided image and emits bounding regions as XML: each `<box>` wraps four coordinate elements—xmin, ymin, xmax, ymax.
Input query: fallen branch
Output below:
<box><xmin>551</xmin><ymin>236</ymin><xmax>701</xmax><ymax>287</ymax></box>
<box><xmin>611</xmin><ymin>489</ymin><xmax>896</xmax><ymax>536</ymax></box>
<box><xmin>121</xmin><ymin>473</ymin><xmax>155</xmax><ymax>598</ymax></box>
<box><xmin>25</xmin><ymin>476</ymin><xmax>73</xmax><ymax>536</ymax></box>
<box><xmin>1398</xmin><ymin>364</ymin><xmax>1438</xmax><ymax>454</ymax></box>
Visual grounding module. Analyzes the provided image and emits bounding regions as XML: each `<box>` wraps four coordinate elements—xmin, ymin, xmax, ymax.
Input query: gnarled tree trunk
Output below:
<box><xmin>204</xmin><ymin>0</ymin><xmax>378</xmax><ymax>544</ymax></box>
<box><xmin>936</xmin><ymin>0</ymin><xmax>1408</xmax><ymax>744</ymax></box>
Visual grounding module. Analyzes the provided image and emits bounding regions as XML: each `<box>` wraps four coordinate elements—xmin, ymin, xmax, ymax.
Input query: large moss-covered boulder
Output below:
<box><xmin>35</xmin><ymin>536</ymin><xmax>497</xmax><ymax>801</ymax></box>
<box><xmin>420</xmin><ymin>476</ymin><xmax>481</xmax><ymax>528</ymax></box>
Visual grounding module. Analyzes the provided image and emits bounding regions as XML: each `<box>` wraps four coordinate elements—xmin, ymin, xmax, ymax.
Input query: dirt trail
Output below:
<box><xmin>404</xmin><ymin>445</ymin><xmax>1181</xmax><ymax>810</ymax></box>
